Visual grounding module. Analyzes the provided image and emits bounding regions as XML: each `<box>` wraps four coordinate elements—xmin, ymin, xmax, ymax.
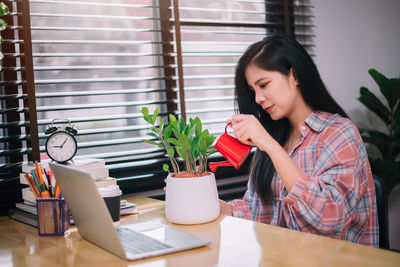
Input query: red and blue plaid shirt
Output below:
<box><xmin>230</xmin><ymin>111</ymin><xmax>378</xmax><ymax>247</ymax></box>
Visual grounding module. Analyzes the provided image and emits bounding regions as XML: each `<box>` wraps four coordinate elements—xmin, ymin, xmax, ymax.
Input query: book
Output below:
<box><xmin>15</xmin><ymin>202</ymin><xmax>37</xmax><ymax>215</ymax></box>
<box><xmin>68</xmin><ymin>158</ymin><xmax>106</xmax><ymax>170</ymax></box>
<box><xmin>11</xmin><ymin>199</ymin><xmax>137</xmax><ymax>228</ymax></box>
<box><xmin>9</xmin><ymin>208</ymin><xmax>38</xmax><ymax>227</ymax></box>
<box><xmin>22</xmin><ymin>187</ymin><xmax>36</xmax><ymax>203</ymax></box>
<box><xmin>120</xmin><ymin>200</ymin><xmax>138</xmax><ymax>215</ymax></box>
<box><xmin>16</xmin><ymin>199</ymin><xmax>136</xmax><ymax>216</ymax></box>
<box><xmin>21</xmin><ymin>159</ymin><xmax>108</xmax><ymax>180</ymax></box>
<box><xmin>20</xmin><ymin>174</ymin><xmax>115</xmax><ymax>186</ymax></box>
<box><xmin>22</xmin><ymin>161</ymin><xmax>48</xmax><ymax>173</ymax></box>
<box><xmin>21</xmin><ymin>177</ymin><xmax>117</xmax><ymax>203</ymax></box>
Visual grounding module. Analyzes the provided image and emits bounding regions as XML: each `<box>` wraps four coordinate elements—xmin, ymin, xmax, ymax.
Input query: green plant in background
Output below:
<box><xmin>358</xmin><ymin>68</ymin><xmax>400</xmax><ymax>193</ymax></box>
<box><xmin>0</xmin><ymin>2</ymin><xmax>10</xmax><ymax>71</ymax></box>
<box><xmin>141</xmin><ymin>107</ymin><xmax>217</xmax><ymax>177</ymax></box>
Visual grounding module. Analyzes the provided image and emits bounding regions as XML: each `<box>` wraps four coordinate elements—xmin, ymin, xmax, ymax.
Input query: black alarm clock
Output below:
<box><xmin>44</xmin><ymin>119</ymin><xmax>78</xmax><ymax>163</ymax></box>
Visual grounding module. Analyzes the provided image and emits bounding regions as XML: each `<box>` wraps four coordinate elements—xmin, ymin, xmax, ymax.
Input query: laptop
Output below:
<box><xmin>49</xmin><ymin>162</ymin><xmax>211</xmax><ymax>261</ymax></box>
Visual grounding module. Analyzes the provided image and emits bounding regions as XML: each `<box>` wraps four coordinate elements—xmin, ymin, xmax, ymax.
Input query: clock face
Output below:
<box><xmin>45</xmin><ymin>131</ymin><xmax>77</xmax><ymax>163</ymax></box>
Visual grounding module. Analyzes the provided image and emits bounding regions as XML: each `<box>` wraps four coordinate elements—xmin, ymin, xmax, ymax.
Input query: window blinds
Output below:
<box><xmin>0</xmin><ymin>0</ymin><xmax>314</xmax><ymax>214</ymax></box>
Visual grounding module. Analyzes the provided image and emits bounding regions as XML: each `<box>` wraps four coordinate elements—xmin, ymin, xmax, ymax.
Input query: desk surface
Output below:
<box><xmin>0</xmin><ymin>196</ymin><xmax>399</xmax><ymax>267</ymax></box>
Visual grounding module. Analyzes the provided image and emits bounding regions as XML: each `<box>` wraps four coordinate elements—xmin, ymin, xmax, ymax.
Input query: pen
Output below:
<box><xmin>31</xmin><ymin>170</ymin><xmax>41</xmax><ymax>191</ymax></box>
<box><xmin>43</xmin><ymin>168</ymin><xmax>53</xmax><ymax>197</ymax></box>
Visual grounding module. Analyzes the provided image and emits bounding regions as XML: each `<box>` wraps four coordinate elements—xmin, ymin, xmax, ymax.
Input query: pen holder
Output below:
<box><xmin>36</xmin><ymin>198</ymin><xmax>70</xmax><ymax>236</ymax></box>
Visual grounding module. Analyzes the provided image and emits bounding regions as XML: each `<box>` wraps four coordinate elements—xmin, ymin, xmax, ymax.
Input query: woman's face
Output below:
<box><xmin>245</xmin><ymin>63</ymin><xmax>303</xmax><ymax>121</ymax></box>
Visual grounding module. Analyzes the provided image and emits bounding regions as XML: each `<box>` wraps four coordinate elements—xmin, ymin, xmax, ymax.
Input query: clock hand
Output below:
<box><xmin>60</xmin><ymin>138</ymin><xmax>68</xmax><ymax>148</ymax></box>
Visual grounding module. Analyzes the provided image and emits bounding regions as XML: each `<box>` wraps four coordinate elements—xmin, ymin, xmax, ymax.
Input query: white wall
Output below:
<box><xmin>310</xmin><ymin>0</ymin><xmax>400</xmax><ymax>250</ymax></box>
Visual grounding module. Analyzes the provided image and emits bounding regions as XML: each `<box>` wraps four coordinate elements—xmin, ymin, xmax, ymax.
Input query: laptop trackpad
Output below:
<box><xmin>121</xmin><ymin>221</ymin><xmax>211</xmax><ymax>248</ymax></box>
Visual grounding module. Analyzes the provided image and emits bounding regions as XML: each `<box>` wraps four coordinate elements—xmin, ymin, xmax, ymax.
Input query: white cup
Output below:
<box><xmin>98</xmin><ymin>185</ymin><xmax>122</xmax><ymax>222</ymax></box>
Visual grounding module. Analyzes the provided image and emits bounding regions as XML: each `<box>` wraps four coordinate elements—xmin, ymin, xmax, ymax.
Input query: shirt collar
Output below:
<box><xmin>303</xmin><ymin>111</ymin><xmax>332</xmax><ymax>133</ymax></box>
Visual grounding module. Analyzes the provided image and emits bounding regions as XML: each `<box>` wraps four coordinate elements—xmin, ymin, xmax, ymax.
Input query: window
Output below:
<box><xmin>0</xmin><ymin>0</ymin><xmax>314</xmax><ymax>214</ymax></box>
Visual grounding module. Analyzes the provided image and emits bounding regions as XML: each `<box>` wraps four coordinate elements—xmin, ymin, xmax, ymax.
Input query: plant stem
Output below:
<box><xmin>158</xmin><ymin>131</ymin><xmax>178</xmax><ymax>175</ymax></box>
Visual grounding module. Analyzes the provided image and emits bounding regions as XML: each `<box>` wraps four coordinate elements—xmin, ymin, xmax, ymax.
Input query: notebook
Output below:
<box><xmin>49</xmin><ymin>162</ymin><xmax>211</xmax><ymax>261</ymax></box>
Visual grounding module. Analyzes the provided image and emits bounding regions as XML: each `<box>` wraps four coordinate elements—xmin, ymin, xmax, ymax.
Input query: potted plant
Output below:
<box><xmin>0</xmin><ymin>2</ymin><xmax>10</xmax><ymax>71</ymax></box>
<box><xmin>357</xmin><ymin>68</ymin><xmax>400</xmax><ymax>193</ymax></box>
<box><xmin>141</xmin><ymin>107</ymin><xmax>220</xmax><ymax>224</ymax></box>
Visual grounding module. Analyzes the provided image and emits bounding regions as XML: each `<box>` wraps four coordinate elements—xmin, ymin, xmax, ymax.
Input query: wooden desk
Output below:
<box><xmin>0</xmin><ymin>196</ymin><xmax>399</xmax><ymax>267</ymax></box>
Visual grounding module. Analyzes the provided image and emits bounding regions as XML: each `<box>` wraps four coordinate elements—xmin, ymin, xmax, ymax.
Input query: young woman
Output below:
<box><xmin>219</xmin><ymin>34</ymin><xmax>378</xmax><ymax>247</ymax></box>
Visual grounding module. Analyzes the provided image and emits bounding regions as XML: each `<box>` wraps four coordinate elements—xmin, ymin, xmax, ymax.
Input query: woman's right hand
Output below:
<box><xmin>219</xmin><ymin>200</ymin><xmax>233</xmax><ymax>216</ymax></box>
<box><xmin>230</xmin><ymin>114</ymin><xmax>276</xmax><ymax>153</ymax></box>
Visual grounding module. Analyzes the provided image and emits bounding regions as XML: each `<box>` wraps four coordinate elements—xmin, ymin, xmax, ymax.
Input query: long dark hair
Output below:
<box><xmin>235</xmin><ymin>34</ymin><xmax>348</xmax><ymax>203</ymax></box>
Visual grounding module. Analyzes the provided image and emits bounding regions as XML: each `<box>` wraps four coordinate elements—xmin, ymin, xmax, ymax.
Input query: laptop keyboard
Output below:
<box><xmin>116</xmin><ymin>227</ymin><xmax>172</xmax><ymax>255</ymax></box>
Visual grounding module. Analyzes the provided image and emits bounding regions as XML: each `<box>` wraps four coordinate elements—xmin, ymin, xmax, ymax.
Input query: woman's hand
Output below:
<box><xmin>228</xmin><ymin>114</ymin><xmax>275</xmax><ymax>152</ymax></box>
<box><xmin>219</xmin><ymin>200</ymin><xmax>233</xmax><ymax>216</ymax></box>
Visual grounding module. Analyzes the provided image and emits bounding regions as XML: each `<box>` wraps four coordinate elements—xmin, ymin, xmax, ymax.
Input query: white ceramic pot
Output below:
<box><xmin>165</xmin><ymin>172</ymin><xmax>220</xmax><ymax>224</ymax></box>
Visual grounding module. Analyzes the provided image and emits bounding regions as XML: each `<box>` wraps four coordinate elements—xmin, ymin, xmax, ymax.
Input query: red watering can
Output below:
<box><xmin>209</xmin><ymin>124</ymin><xmax>252</xmax><ymax>172</ymax></box>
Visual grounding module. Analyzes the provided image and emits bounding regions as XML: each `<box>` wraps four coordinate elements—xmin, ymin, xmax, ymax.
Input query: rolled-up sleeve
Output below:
<box><xmin>230</xmin><ymin>183</ymin><xmax>253</xmax><ymax>220</ymax></box>
<box><xmin>230</xmin><ymin>179</ymin><xmax>276</xmax><ymax>224</ymax></box>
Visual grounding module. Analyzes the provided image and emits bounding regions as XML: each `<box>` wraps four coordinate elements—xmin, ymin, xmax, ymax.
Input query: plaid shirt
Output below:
<box><xmin>231</xmin><ymin>111</ymin><xmax>378</xmax><ymax>247</ymax></box>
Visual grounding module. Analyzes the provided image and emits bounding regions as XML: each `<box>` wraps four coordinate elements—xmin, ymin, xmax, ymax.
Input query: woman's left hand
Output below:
<box><xmin>229</xmin><ymin>114</ymin><xmax>274</xmax><ymax>151</ymax></box>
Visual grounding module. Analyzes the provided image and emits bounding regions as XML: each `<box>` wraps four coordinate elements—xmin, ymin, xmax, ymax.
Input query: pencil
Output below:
<box><xmin>34</xmin><ymin>161</ymin><xmax>43</xmax><ymax>183</ymax></box>
<box><xmin>24</xmin><ymin>173</ymin><xmax>40</xmax><ymax>198</ymax></box>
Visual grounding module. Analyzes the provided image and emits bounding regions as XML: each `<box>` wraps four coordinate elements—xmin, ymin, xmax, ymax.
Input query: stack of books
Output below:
<box><xmin>9</xmin><ymin>159</ymin><xmax>137</xmax><ymax>227</ymax></box>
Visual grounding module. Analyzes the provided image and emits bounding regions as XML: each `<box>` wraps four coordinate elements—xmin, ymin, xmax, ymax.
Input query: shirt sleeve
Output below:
<box><xmin>281</xmin><ymin>122</ymin><xmax>371</xmax><ymax>236</ymax></box>
<box><xmin>229</xmin><ymin>180</ymin><xmax>254</xmax><ymax>220</ymax></box>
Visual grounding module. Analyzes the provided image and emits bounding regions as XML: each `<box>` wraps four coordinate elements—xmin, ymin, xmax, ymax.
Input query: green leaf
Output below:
<box><xmin>392</xmin><ymin>140</ymin><xmax>400</xmax><ymax>159</ymax></box>
<box><xmin>176</xmin><ymin>148</ymin><xmax>187</xmax><ymax>161</ymax></box>
<box><xmin>198</xmin><ymin>134</ymin><xmax>207</xmax><ymax>155</ymax></box>
<box><xmin>369</xmin><ymin>158</ymin><xmax>400</xmax><ymax>192</ymax></box>
<box><xmin>150</xmin><ymin>126</ymin><xmax>158</xmax><ymax>133</ymax></box>
<box><xmin>178</xmin><ymin>134</ymin><xmax>191</xmax><ymax>150</ymax></box>
<box><xmin>207</xmin><ymin>148</ymin><xmax>217</xmax><ymax>156</ymax></box>
<box><xmin>358</xmin><ymin>86</ymin><xmax>390</xmax><ymax>124</ymax></box>
<box><xmin>194</xmin><ymin>117</ymin><xmax>202</xmax><ymax>136</ymax></box>
<box><xmin>146</xmin><ymin>132</ymin><xmax>158</xmax><ymax>138</ymax></box>
<box><xmin>393</xmin><ymin>101</ymin><xmax>400</xmax><ymax>133</ymax></box>
<box><xmin>368</xmin><ymin>69</ymin><xmax>394</xmax><ymax>108</ymax></box>
<box><xmin>152</xmin><ymin>107</ymin><xmax>159</xmax><ymax>124</ymax></box>
<box><xmin>178</xmin><ymin>118</ymin><xmax>185</xmax><ymax>133</ymax></box>
<box><xmin>143</xmin><ymin>139</ymin><xmax>163</xmax><ymax>148</ymax></box>
<box><xmin>360</xmin><ymin>130</ymin><xmax>390</xmax><ymax>159</ymax></box>
<box><xmin>390</xmin><ymin>77</ymin><xmax>400</xmax><ymax>102</ymax></box>
<box><xmin>141</xmin><ymin>107</ymin><xmax>149</xmax><ymax>116</ymax></box>
<box><xmin>185</xmin><ymin>124</ymin><xmax>193</xmax><ymax>138</ymax></box>
<box><xmin>164</xmin><ymin>124</ymin><xmax>173</xmax><ymax>140</ymax></box>
<box><xmin>169</xmin><ymin>114</ymin><xmax>177</xmax><ymax>126</ymax></box>
<box><xmin>206</xmin><ymin>134</ymin><xmax>216</xmax><ymax>147</ymax></box>
<box><xmin>0</xmin><ymin>3</ymin><xmax>10</xmax><ymax>17</ymax></box>
<box><xmin>191</xmin><ymin>135</ymin><xmax>200</xmax><ymax>151</ymax></box>
<box><xmin>163</xmin><ymin>164</ymin><xmax>169</xmax><ymax>172</ymax></box>
<box><xmin>159</xmin><ymin>117</ymin><xmax>165</xmax><ymax>133</ymax></box>
<box><xmin>171</xmin><ymin>128</ymin><xmax>180</xmax><ymax>138</ymax></box>
<box><xmin>167</xmin><ymin>137</ymin><xmax>180</xmax><ymax>146</ymax></box>
<box><xmin>168</xmin><ymin>146</ymin><xmax>175</xmax><ymax>157</ymax></box>
<box><xmin>0</xmin><ymin>19</ymin><xmax>7</xmax><ymax>31</ymax></box>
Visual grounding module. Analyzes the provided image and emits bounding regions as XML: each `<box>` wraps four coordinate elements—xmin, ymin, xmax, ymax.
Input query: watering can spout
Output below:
<box><xmin>209</xmin><ymin>161</ymin><xmax>234</xmax><ymax>172</ymax></box>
